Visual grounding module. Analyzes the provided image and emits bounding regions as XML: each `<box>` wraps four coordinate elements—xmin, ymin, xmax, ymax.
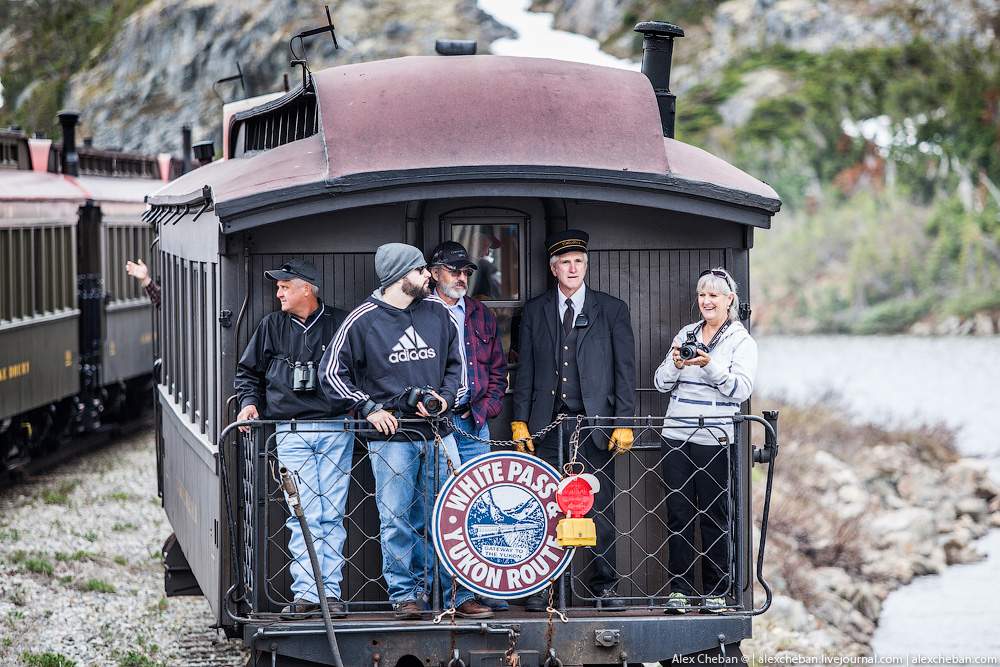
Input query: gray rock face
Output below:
<box><xmin>60</xmin><ymin>0</ymin><xmax>511</xmax><ymax>155</ymax></box>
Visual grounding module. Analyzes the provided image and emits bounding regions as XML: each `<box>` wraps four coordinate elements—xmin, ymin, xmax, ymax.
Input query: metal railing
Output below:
<box><xmin>218</xmin><ymin>412</ymin><xmax>778</xmax><ymax>622</ymax></box>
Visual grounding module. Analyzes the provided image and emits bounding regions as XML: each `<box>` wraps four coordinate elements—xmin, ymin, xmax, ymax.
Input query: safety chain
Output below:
<box><xmin>505</xmin><ymin>628</ymin><xmax>520</xmax><ymax>667</ymax></box>
<box><xmin>563</xmin><ymin>415</ymin><xmax>585</xmax><ymax>477</ymax></box>
<box><xmin>428</xmin><ymin>417</ymin><xmax>460</xmax><ymax>477</ymax></box>
<box><xmin>443</xmin><ymin>413</ymin><xmax>570</xmax><ymax>449</ymax></box>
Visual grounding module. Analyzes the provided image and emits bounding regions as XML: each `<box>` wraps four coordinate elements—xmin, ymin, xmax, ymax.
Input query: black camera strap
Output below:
<box><xmin>694</xmin><ymin>318</ymin><xmax>732</xmax><ymax>352</ymax></box>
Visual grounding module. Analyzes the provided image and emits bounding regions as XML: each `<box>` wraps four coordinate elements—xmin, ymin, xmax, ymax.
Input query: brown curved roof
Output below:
<box><xmin>151</xmin><ymin>55</ymin><xmax>780</xmax><ymax>219</ymax></box>
<box><xmin>315</xmin><ymin>56</ymin><xmax>669</xmax><ymax>177</ymax></box>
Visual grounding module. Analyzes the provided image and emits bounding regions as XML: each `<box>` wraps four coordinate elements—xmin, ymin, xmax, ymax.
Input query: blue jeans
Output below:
<box><xmin>367</xmin><ymin>432</ymin><xmax>473</xmax><ymax>607</ymax></box>
<box><xmin>451</xmin><ymin>411</ymin><xmax>491</xmax><ymax>467</ymax></box>
<box><xmin>276</xmin><ymin>421</ymin><xmax>353</xmax><ymax>603</ymax></box>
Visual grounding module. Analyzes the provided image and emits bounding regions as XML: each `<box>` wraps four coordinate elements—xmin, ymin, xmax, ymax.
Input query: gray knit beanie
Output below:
<box><xmin>375</xmin><ymin>243</ymin><xmax>426</xmax><ymax>289</ymax></box>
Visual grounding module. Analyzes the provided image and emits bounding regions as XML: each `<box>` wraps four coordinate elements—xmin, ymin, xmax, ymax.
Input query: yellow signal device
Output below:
<box><xmin>557</xmin><ymin>516</ymin><xmax>597</xmax><ymax>547</ymax></box>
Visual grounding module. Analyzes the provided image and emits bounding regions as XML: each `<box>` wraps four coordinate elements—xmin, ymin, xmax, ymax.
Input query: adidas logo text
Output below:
<box><xmin>389</xmin><ymin>326</ymin><xmax>438</xmax><ymax>364</ymax></box>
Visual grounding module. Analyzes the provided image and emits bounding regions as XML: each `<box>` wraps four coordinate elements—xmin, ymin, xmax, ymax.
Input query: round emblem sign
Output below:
<box><xmin>432</xmin><ymin>452</ymin><xmax>572</xmax><ymax>599</ymax></box>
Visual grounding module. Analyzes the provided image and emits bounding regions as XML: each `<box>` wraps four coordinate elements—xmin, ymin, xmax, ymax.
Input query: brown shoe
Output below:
<box><xmin>326</xmin><ymin>598</ymin><xmax>347</xmax><ymax>619</ymax></box>
<box><xmin>455</xmin><ymin>599</ymin><xmax>494</xmax><ymax>619</ymax></box>
<box><xmin>280</xmin><ymin>600</ymin><xmax>321</xmax><ymax>619</ymax></box>
<box><xmin>393</xmin><ymin>599</ymin><xmax>424</xmax><ymax>620</ymax></box>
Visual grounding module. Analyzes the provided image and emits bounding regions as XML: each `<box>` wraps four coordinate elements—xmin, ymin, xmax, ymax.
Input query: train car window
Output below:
<box><xmin>445</xmin><ymin>213</ymin><xmax>525</xmax><ymax>362</ymax></box>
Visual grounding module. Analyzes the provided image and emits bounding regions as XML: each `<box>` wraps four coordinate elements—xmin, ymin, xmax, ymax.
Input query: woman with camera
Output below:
<box><xmin>653</xmin><ymin>268</ymin><xmax>757</xmax><ymax>614</ymax></box>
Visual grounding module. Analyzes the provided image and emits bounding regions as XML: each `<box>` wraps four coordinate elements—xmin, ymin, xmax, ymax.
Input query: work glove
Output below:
<box><xmin>609</xmin><ymin>427</ymin><xmax>634</xmax><ymax>456</ymax></box>
<box><xmin>511</xmin><ymin>421</ymin><xmax>534</xmax><ymax>453</ymax></box>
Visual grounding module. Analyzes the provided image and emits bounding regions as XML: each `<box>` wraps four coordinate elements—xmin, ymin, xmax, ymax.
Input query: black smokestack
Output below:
<box><xmin>182</xmin><ymin>125</ymin><xmax>193</xmax><ymax>173</ymax></box>
<box><xmin>634</xmin><ymin>21</ymin><xmax>685</xmax><ymax>138</ymax></box>
<box><xmin>57</xmin><ymin>110</ymin><xmax>81</xmax><ymax>176</ymax></box>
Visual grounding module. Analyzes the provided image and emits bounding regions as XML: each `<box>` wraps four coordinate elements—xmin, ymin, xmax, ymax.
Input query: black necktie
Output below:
<box><xmin>563</xmin><ymin>298</ymin><xmax>574</xmax><ymax>335</ymax></box>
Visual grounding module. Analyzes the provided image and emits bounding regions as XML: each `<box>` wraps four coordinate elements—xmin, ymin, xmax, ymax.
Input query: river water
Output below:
<box><xmin>756</xmin><ymin>335</ymin><xmax>1000</xmax><ymax>660</ymax></box>
<box><xmin>475</xmin><ymin>2</ymin><xmax>1000</xmax><ymax>658</ymax></box>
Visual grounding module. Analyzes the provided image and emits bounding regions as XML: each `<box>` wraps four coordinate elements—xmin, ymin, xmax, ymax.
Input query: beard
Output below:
<box><xmin>438</xmin><ymin>281</ymin><xmax>467</xmax><ymax>301</ymax></box>
<box><xmin>401</xmin><ymin>275</ymin><xmax>431</xmax><ymax>300</ymax></box>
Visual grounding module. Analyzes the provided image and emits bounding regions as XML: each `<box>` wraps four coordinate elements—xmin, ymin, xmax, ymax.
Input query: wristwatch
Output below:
<box><xmin>358</xmin><ymin>399</ymin><xmax>384</xmax><ymax>419</ymax></box>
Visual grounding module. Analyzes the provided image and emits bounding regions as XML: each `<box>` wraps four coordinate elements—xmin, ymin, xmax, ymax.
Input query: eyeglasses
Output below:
<box><xmin>413</xmin><ymin>265</ymin><xmax>428</xmax><ymax>274</ymax></box>
<box><xmin>442</xmin><ymin>267</ymin><xmax>475</xmax><ymax>277</ymax></box>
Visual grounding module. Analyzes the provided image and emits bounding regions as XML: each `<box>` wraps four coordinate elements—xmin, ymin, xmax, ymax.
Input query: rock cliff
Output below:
<box><xmin>60</xmin><ymin>0</ymin><xmax>511</xmax><ymax>154</ymax></box>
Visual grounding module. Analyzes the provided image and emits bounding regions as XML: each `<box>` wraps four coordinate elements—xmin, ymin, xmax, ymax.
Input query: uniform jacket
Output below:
<box><xmin>513</xmin><ymin>286</ymin><xmax>636</xmax><ymax>433</ymax></box>
<box><xmin>235</xmin><ymin>302</ymin><xmax>348</xmax><ymax>420</ymax></box>
<box><xmin>653</xmin><ymin>319</ymin><xmax>757</xmax><ymax>446</ymax></box>
<box><xmin>319</xmin><ymin>291</ymin><xmax>467</xmax><ymax>440</ymax></box>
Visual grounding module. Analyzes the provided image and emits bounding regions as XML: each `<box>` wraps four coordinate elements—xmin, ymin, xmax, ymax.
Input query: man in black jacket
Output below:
<box><xmin>511</xmin><ymin>230</ymin><xmax>636</xmax><ymax>611</ymax></box>
<box><xmin>235</xmin><ymin>259</ymin><xmax>351</xmax><ymax>618</ymax></box>
<box><xmin>320</xmin><ymin>243</ymin><xmax>492</xmax><ymax>620</ymax></box>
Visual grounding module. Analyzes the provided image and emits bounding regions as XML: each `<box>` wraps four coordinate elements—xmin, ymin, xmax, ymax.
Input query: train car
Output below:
<box><xmin>0</xmin><ymin>113</ymin><xmax>170</xmax><ymax>471</ymax></box>
<box><xmin>146</xmin><ymin>19</ymin><xmax>782</xmax><ymax>667</ymax></box>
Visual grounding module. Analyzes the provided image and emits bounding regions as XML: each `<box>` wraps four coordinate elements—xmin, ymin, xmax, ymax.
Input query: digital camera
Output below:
<box><xmin>403</xmin><ymin>385</ymin><xmax>442</xmax><ymax>414</ymax></box>
<box><xmin>292</xmin><ymin>361</ymin><xmax>317</xmax><ymax>393</ymax></box>
<box><xmin>678</xmin><ymin>332</ymin><xmax>709</xmax><ymax>361</ymax></box>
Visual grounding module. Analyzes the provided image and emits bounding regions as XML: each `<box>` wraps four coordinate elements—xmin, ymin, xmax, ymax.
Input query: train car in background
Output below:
<box><xmin>0</xmin><ymin>113</ymin><xmax>175</xmax><ymax>472</ymax></box>
<box><xmin>146</xmin><ymin>18</ymin><xmax>783</xmax><ymax>667</ymax></box>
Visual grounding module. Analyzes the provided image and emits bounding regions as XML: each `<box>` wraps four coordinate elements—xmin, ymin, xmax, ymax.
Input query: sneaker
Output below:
<box><xmin>480</xmin><ymin>596</ymin><xmax>509</xmax><ymax>611</ymax></box>
<box><xmin>701</xmin><ymin>596</ymin><xmax>726</xmax><ymax>614</ymax></box>
<box><xmin>280</xmin><ymin>599</ymin><xmax>322</xmax><ymax>619</ymax></box>
<box><xmin>393</xmin><ymin>599</ymin><xmax>425</xmax><ymax>620</ymax></box>
<box><xmin>325</xmin><ymin>598</ymin><xmax>347</xmax><ymax>619</ymax></box>
<box><xmin>664</xmin><ymin>592</ymin><xmax>690</xmax><ymax>615</ymax></box>
<box><xmin>455</xmin><ymin>599</ymin><xmax>494</xmax><ymax>619</ymax></box>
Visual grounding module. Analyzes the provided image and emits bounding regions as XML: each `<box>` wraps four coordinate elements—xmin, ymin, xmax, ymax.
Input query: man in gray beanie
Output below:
<box><xmin>320</xmin><ymin>243</ymin><xmax>492</xmax><ymax>620</ymax></box>
<box><xmin>375</xmin><ymin>242</ymin><xmax>427</xmax><ymax>291</ymax></box>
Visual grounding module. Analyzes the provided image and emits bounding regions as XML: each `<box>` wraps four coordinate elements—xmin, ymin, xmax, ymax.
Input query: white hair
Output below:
<box><xmin>549</xmin><ymin>252</ymin><xmax>589</xmax><ymax>268</ymax></box>
<box><xmin>697</xmin><ymin>268</ymin><xmax>740</xmax><ymax>322</ymax></box>
<box><xmin>292</xmin><ymin>277</ymin><xmax>321</xmax><ymax>297</ymax></box>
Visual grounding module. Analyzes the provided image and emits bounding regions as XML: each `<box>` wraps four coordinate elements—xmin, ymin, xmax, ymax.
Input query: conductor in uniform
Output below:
<box><xmin>511</xmin><ymin>230</ymin><xmax>636</xmax><ymax>611</ymax></box>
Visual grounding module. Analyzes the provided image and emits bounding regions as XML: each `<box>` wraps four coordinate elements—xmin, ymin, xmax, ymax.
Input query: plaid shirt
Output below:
<box><xmin>458</xmin><ymin>296</ymin><xmax>508</xmax><ymax>429</ymax></box>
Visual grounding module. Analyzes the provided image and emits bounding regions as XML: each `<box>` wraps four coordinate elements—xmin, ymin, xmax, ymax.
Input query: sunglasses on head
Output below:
<box><xmin>700</xmin><ymin>269</ymin><xmax>733</xmax><ymax>287</ymax></box>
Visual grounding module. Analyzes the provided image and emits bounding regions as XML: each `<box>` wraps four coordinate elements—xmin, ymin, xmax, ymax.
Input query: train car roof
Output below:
<box><xmin>149</xmin><ymin>55</ymin><xmax>781</xmax><ymax>229</ymax></box>
<box><xmin>0</xmin><ymin>171</ymin><xmax>159</xmax><ymax>204</ymax></box>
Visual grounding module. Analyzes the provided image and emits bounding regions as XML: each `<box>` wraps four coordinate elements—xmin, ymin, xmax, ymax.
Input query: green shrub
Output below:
<box><xmin>21</xmin><ymin>653</ymin><xmax>76</xmax><ymax>667</ymax></box>
<box><xmin>78</xmin><ymin>579</ymin><xmax>116</xmax><ymax>594</ymax></box>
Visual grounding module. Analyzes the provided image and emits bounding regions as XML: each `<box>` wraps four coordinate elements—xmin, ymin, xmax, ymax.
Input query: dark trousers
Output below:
<box><xmin>661</xmin><ymin>437</ymin><xmax>731</xmax><ymax>597</ymax></box>
<box><xmin>536</xmin><ymin>413</ymin><xmax>618</xmax><ymax>595</ymax></box>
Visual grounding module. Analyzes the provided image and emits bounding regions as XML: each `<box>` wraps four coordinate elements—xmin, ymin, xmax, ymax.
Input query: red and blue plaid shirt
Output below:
<box><xmin>457</xmin><ymin>296</ymin><xmax>508</xmax><ymax>429</ymax></box>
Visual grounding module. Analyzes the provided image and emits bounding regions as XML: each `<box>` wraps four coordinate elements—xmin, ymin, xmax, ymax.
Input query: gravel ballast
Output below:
<box><xmin>0</xmin><ymin>426</ymin><xmax>249</xmax><ymax>667</ymax></box>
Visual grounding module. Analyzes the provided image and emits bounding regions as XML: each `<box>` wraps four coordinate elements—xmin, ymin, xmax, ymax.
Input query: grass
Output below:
<box><xmin>22</xmin><ymin>653</ymin><xmax>76</xmax><ymax>667</ymax></box>
<box><xmin>22</xmin><ymin>558</ymin><xmax>55</xmax><ymax>576</ymax></box>
<box><xmin>116</xmin><ymin>652</ymin><xmax>162</xmax><ymax>667</ymax></box>
<box><xmin>78</xmin><ymin>579</ymin><xmax>116</xmax><ymax>594</ymax></box>
<box><xmin>55</xmin><ymin>550</ymin><xmax>99</xmax><ymax>562</ymax></box>
<box><xmin>40</xmin><ymin>479</ymin><xmax>80</xmax><ymax>505</ymax></box>
<box><xmin>112</xmin><ymin>522</ymin><xmax>138</xmax><ymax>532</ymax></box>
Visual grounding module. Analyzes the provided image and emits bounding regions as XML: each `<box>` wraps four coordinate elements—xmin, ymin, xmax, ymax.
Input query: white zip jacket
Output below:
<box><xmin>653</xmin><ymin>320</ymin><xmax>757</xmax><ymax>446</ymax></box>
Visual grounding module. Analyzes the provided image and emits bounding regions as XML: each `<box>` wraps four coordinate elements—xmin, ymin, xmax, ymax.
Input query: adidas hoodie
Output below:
<box><xmin>320</xmin><ymin>290</ymin><xmax>467</xmax><ymax>440</ymax></box>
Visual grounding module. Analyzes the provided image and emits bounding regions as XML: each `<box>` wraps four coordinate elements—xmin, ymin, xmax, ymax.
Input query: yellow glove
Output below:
<box><xmin>511</xmin><ymin>421</ymin><xmax>534</xmax><ymax>453</ymax></box>
<box><xmin>609</xmin><ymin>427</ymin><xmax>634</xmax><ymax>455</ymax></box>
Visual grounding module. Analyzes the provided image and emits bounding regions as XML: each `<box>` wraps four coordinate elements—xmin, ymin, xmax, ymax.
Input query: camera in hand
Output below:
<box><xmin>404</xmin><ymin>385</ymin><xmax>441</xmax><ymax>413</ymax></box>
<box><xmin>292</xmin><ymin>361</ymin><xmax>317</xmax><ymax>393</ymax></box>
<box><xmin>678</xmin><ymin>332</ymin><xmax>709</xmax><ymax>361</ymax></box>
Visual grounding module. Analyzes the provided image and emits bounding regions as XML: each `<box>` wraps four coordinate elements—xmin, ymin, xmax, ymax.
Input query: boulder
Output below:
<box><xmin>870</xmin><ymin>507</ymin><xmax>936</xmax><ymax>550</ymax></box>
<box><xmin>766</xmin><ymin>594</ymin><xmax>814</xmax><ymax>633</ymax></box>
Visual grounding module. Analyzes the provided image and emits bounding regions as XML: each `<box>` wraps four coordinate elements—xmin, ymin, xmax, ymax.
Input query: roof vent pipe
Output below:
<box><xmin>182</xmin><ymin>125</ymin><xmax>193</xmax><ymax>173</ymax></box>
<box><xmin>634</xmin><ymin>21</ymin><xmax>684</xmax><ymax>138</ymax></box>
<box><xmin>57</xmin><ymin>110</ymin><xmax>81</xmax><ymax>176</ymax></box>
